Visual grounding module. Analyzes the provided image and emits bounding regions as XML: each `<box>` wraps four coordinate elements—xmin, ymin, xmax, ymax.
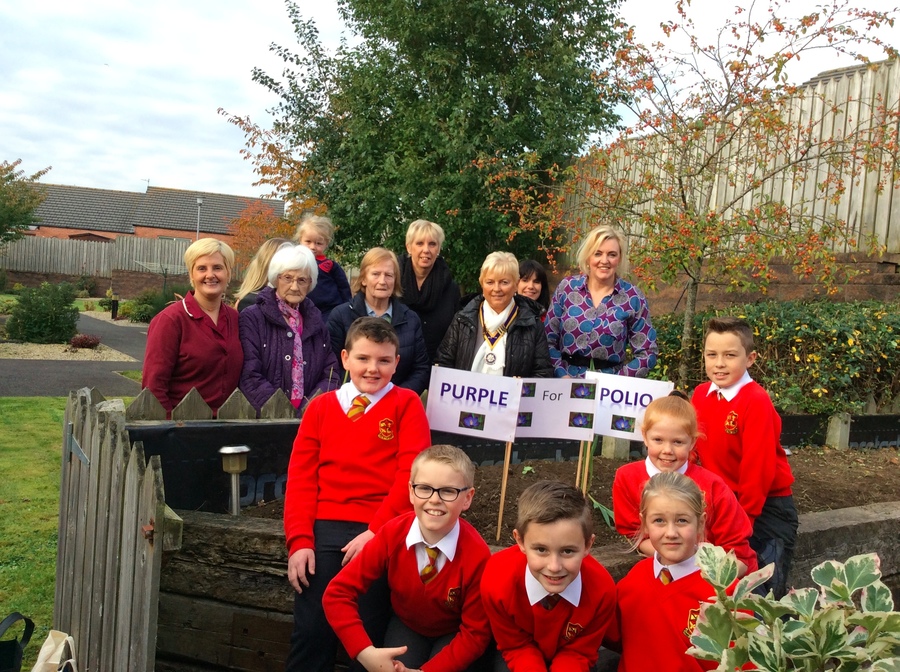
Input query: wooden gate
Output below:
<box><xmin>54</xmin><ymin>388</ymin><xmax>182</xmax><ymax>671</ymax></box>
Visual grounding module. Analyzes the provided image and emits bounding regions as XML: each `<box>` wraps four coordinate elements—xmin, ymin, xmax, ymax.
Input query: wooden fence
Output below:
<box><xmin>568</xmin><ymin>59</ymin><xmax>900</xmax><ymax>254</ymax></box>
<box><xmin>0</xmin><ymin>236</ymin><xmax>190</xmax><ymax>277</ymax></box>
<box><xmin>55</xmin><ymin>388</ymin><xmax>182</xmax><ymax>672</ymax></box>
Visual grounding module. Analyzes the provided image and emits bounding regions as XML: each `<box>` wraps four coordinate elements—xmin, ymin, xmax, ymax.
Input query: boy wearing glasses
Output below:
<box><xmin>324</xmin><ymin>445</ymin><xmax>492</xmax><ymax>672</ymax></box>
<box><xmin>284</xmin><ymin>317</ymin><xmax>432</xmax><ymax>671</ymax></box>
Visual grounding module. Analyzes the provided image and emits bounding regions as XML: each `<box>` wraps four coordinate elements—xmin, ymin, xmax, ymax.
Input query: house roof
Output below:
<box><xmin>35</xmin><ymin>184</ymin><xmax>285</xmax><ymax>236</ymax></box>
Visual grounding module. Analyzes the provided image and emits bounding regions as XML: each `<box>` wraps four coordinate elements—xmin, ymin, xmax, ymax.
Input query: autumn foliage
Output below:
<box><xmin>227</xmin><ymin>200</ymin><xmax>296</xmax><ymax>267</ymax></box>
<box><xmin>491</xmin><ymin>0</ymin><xmax>899</xmax><ymax>385</ymax></box>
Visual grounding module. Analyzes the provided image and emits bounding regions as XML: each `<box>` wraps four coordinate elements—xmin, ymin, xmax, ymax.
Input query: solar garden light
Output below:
<box><xmin>218</xmin><ymin>445</ymin><xmax>250</xmax><ymax>516</ymax></box>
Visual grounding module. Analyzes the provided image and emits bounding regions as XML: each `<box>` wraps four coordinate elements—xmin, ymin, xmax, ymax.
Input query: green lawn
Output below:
<box><xmin>0</xmin><ymin>397</ymin><xmax>67</xmax><ymax>659</ymax></box>
<box><xmin>0</xmin><ymin>396</ymin><xmax>130</xmax><ymax>666</ymax></box>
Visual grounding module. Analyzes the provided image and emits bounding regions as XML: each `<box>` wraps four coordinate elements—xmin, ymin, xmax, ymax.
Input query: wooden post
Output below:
<box><xmin>496</xmin><ymin>441</ymin><xmax>514</xmax><ymax>542</ymax></box>
<box><xmin>574</xmin><ymin>439</ymin><xmax>589</xmax><ymax>489</ymax></box>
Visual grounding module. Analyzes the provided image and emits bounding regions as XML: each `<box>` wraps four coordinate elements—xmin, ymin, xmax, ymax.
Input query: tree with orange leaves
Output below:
<box><xmin>228</xmin><ymin>199</ymin><xmax>296</xmax><ymax>267</ymax></box>
<box><xmin>492</xmin><ymin>0</ymin><xmax>899</xmax><ymax>386</ymax></box>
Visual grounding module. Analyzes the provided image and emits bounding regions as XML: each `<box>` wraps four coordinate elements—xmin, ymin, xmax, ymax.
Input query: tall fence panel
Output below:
<box><xmin>568</xmin><ymin>61</ymin><xmax>900</xmax><ymax>254</ymax></box>
<box><xmin>0</xmin><ymin>236</ymin><xmax>191</xmax><ymax>278</ymax></box>
<box><xmin>55</xmin><ymin>388</ymin><xmax>178</xmax><ymax>672</ymax></box>
<box><xmin>0</xmin><ymin>237</ymin><xmax>111</xmax><ymax>276</ymax></box>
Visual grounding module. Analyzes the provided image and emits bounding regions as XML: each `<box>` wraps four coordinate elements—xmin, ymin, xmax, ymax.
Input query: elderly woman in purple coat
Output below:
<box><xmin>239</xmin><ymin>244</ymin><xmax>340</xmax><ymax>414</ymax></box>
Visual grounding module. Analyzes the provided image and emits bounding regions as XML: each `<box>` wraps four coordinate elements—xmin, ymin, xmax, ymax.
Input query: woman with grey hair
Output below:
<box><xmin>239</xmin><ymin>244</ymin><xmax>339</xmax><ymax>415</ymax></box>
<box><xmin>436</xmin><ymin>251</ymin><xmax>552</xmax><ymax>377</ymax></box>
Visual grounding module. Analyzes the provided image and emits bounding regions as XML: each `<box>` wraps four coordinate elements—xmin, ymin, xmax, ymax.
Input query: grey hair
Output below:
<box><xmin>267</xmin><ymin>244</ymin><xmax>319</xmax><ymax>292</ymax></box>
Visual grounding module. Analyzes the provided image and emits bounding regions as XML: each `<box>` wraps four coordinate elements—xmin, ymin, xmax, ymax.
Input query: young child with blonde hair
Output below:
<box><xmin>295</xmin><ymin>214</ymin><xmax>351</xmax><ymax>322</ymax></box>
<box><xmin>612</xmin><ymin>393</ymin><xmax>757</xmax><ymax>575</ymax></box>
<box><xmin>614</xmin><ymin>472</ymin><xmax>721</xmax><ymax>671</ymax></box>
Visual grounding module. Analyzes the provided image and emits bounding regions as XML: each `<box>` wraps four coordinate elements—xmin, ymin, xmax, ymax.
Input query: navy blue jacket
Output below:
<box><xmin>327</xmin><ymin>293</ymin><xmax>432</xmax><ymax>394</ymax></box>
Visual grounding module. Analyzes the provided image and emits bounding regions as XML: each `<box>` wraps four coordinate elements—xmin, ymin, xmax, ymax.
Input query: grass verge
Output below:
<box><xmin>0</xmin><ymin>397</ymin><xmax>66</xmax><ymax>660</ymax></box>
<box><xmin>0</xmin><ymin>396</ymin><xmax>131</xmax><ymax>667</ymax></box>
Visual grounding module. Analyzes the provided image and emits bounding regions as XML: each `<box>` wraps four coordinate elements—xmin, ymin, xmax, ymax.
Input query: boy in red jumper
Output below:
<box><xmin>481</xmin><ymin>481</ymin><xmax>616</xmax><ymax>672</ymax></box>
<box><xmin>323</xmin><ymin>445</ymin><xmax>492</xmax><ymax>672</ymax></box>
<box><xmin>691</xmin><ymin>316</ymin><xmax>797</xmax><ymax>598</ymax></box>
<box><xmin>283</xmin><ymin>317</ymin><xmax>432</xmax><ymax>672</ymax></box>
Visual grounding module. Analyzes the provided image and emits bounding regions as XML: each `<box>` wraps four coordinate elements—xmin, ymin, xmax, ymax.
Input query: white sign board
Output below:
<box><xmin>426</xmin><ymin>367</ymin><xmax>523</xmax><ymax>442</ymax></box>
<box><xmin>585</xmin><ymin>371</ymin><xmax>675</xmax><ymax>441</ymax></box>
<box><xmin>515</xmin><ymin>378</ymin><xmax>598</xmax><ymax>441</ymax></box>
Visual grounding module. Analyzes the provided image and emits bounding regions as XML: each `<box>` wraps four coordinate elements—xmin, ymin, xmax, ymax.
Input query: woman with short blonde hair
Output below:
<box><xmin>143</xmin><ymin>237</ymin><xmax>242</xmax><ymax>416</ymax></box>
<box><xmin>435</xmin><ymin>251</ymin><xmax>552</xmax><ymax>377</ymax></box>
<box><xmin>399</xmin><ymin>218</ymin><xmax>460</xmax><ymax>362</ymax></box>
<box><xmin>545</xmin><ymin>225</ymin><xmax>657</xmax><ymax>378</ymax></box>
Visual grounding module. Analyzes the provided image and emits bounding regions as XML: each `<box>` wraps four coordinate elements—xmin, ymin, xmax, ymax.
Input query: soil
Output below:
<box><xmin>247</xmin><ymin>446</ymin><xmax>900</xmax><ymax>548</ymax></box>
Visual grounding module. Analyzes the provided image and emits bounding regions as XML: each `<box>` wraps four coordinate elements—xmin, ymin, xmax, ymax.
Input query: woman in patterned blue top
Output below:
<box><xmin>545</xmin><ymin>226</ymin><xmax>658</xmax><ymax>378</ymax></box>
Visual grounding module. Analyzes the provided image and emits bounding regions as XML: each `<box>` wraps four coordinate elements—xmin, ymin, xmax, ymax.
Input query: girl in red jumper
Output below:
<box><xmin>612</xmin><ymin>394</ymin><xmax>757</xmax><ymax>575</ymax></box>
<box><xmin>615</xmin><ymin>472</ymin><xmax>718</xmax><ymax>672</ymax></box>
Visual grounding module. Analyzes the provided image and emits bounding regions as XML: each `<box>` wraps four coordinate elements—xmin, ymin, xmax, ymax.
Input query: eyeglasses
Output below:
<box><xmin>411</xmin><ymin>484</ymin><xmax>471</xmax><ymax>502</ymax></box>
<box><xmin>279</xmin><ymin>275</ymin><xmax>311</xmax><ymax>287</ymax></box>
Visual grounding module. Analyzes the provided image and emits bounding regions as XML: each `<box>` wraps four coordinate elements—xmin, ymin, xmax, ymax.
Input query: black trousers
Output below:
<box><xmin>750</xmin><ymin>495</ymin><xmax>799</xmax><ymax>599</ymax></box>
<box><xmin>384</xmin><ymin>615</ymin><xmax>495</xmax><ymax>671</ymax></box>
<box><xmin>284</xmin><ymin>520</ymin><xmax>390</xmax><ymax>672</ymax></box>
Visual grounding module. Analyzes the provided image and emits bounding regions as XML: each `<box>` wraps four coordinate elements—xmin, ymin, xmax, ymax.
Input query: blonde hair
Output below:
<box><xmin>353</xmin><ymin>247</ymin><xmax>403</xmax><ymax>298</ymax></box>
<box><xmin>235</xmin><ymin>238</ymin><xmax>291</xmax><ymax>307</ymax></box>
<box><xmin>410</xmin><ymin>445</ymin><xmax>476</xmax><ymax>487</ymax></box>
<box><xmin>633</xmin><ymin>472</ymin><xmax>706</xmax><ymax>550</ymax></box>
<box><xmin>478</xmin><ymin>251</ymin><xmax>519</xmax><ymax>286</ymax></box>
<box><xmin>576</xmin><ymin>226</ymin><xmax>628</xmax><ymax>276</ymax></box>
<box><xmin>641</xmin><ymin>395</ymin><xmax>699</xmax><ymax>443</ymax></box>
<box><xmin>295</xmin><ymin>215</ymin><xmax>335</xmax><ymax>247</ymax></box>
<box><xmin>184</xmin><ymin>238</ymin><xmax>235</xmax><ymax>286</ymax></box>
<box><xmin>405</xmin><ymin>219</ymin><xmax>445</xmax><ymax>249</ymax></box>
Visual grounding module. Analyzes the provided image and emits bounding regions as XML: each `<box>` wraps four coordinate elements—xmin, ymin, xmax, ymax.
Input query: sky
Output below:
<box><xmin>1</xmin><ymin>0</ymin><xmax>893</xmax><ymax>200</ymax></box>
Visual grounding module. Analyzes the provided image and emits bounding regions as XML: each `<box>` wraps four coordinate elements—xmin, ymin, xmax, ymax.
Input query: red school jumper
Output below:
<box><xmin>323</xmin><ymin>512</ymin><xmax>492</xmax><ymax>672</ymax></box>
<box><xmin>284</xmin><ymin>386</ymin><xmax>431</xmax><ymax>555</ymax></box>
<box><xmin>615</xmin><ymin>558</ymin><xmax>718</xmax><ymax>672</ymax></box>
<box><xmin>612</xmin><ymin>461</ymin><xmax>758</xmax><ymax>572</ymax></box>
<box><xmin>480</xmin><ymin>546</ymin><xmax>616</xmax><ymax>672</ymax></box>
<box><xmin>691</xmin><ymin>381</ymin><xmax>793</xmax><ymax>522</ymax></box>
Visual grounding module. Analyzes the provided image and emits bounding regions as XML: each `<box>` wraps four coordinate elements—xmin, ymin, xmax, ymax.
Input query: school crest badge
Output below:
<box><xmin>724</xmin><ymin>410</ymin><xmax>738</xmax><ymax>435</ymax></box>
<box><xmin>683</xmin><ymin>607</ymin><xmax>701</xmax><ymax>637</ymax></box>
<box><xmin>378</xmin><ymin>418</ymin><xmax>395</xmax><ymax>440</ymax></box>
<box><xmin>564</xmin><ymin>622</ymin><xmax>583</xmax><ymax>641</ymax></box>
<box><xmin>446</xmin><ymin>587</ymin><xmax>461</xmax><ymax>609</ymax></box>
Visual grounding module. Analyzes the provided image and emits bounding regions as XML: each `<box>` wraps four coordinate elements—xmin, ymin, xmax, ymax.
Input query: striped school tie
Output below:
<box><xmin>347</xmin><ymin>395</ymin><xmax>369</xmax><ymax>421</ymax></box>
<box><xmin>420</xmin><ymin>546</ymin><xmax>440</xmax><ymax>584</ymax></box>
<box><xmin>540</xmin><ymin>593</ymin><xmax>562</xmax><ymax>610</ymax></box>
<box><xmin>659</xmin><ymin>567</ymin><xmax>674</xmax><ymax>585</ymax></box>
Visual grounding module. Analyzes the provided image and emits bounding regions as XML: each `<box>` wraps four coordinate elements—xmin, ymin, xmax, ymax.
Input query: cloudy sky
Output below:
<box><xmin>1</xmin><ymin>0</ymin><xmax>892</xmax><ymax>199</ymax></box>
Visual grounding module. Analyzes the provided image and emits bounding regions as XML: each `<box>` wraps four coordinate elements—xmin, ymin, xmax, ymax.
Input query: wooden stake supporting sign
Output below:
<box><xmin>495</xmin><ymin>441</ymin><xmax>513</xmax><ymax>542</ymax></box>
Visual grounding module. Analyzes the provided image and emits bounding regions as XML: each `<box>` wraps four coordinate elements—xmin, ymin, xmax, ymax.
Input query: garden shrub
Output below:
<box><xmin>99</xmin><ymin>287</ymin><xmax>114</xmax><ymax>311</ymax></box>
<box><xmin>688</xmin><ymin>545</ymin><xmax>899</xmax><ymax>671</ymax></box>
<box><xmin>70</xmin><ymin>334</ymin><xmax>101</xmax><ymax>349</ymax></box>
<box><xmin>74</xmin><ymin>289</ymin><xmax>90</xmax><ymax>299</ymax></box>
<box><xmin>75</xmin><ymin>274</ymin><xmax>98</xmax><ymax>297</ymax></box>
<box><xmin>0</xmin><ymin>298</ymin><xmax>16</xmax><ymax>315</ymax></box>
<box><xmin>12</xmin><ymin>282</ymin><xmax>25</xmax><ymax>293</ymax></box>
<box><xmin>648</xmin><ymin>299</ymin><xmax>900</xmax><ymax>416</ymax></box>
<box><xmin>5</xmin><ymin>282</ymin><xmax>79</xmax><ymax>344</ymax></box>
<box><xmin>125</xmin><ymin>284</ymin><xmax>192</xmax><ymax>323</ymax></box>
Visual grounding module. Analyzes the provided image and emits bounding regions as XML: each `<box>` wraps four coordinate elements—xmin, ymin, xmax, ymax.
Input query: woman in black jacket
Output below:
<box><xmin>436</xmin><ymin>252</ymin><xmax>553</xmax><ymax>378</ymax></box>
<box><xmin>327</xmin><ymin>247</ymin><xmax>431</xmax><ymax>393</ymax></box>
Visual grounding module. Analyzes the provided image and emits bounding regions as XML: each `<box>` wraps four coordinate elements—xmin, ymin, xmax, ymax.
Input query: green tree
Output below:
<box><xmin>495</xmin><ymin>0</ymin><xmax>899</xmax><ymax>385</ymax></box>
<box><xmin>0</xmin><ymin>159</ymin><xmax>51</xmax><ymax>247</ymax></box>
<box><xmin>245</xmin><ymin>0</ymin><xmax>624</xmax><ymax>288</ymax></box>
